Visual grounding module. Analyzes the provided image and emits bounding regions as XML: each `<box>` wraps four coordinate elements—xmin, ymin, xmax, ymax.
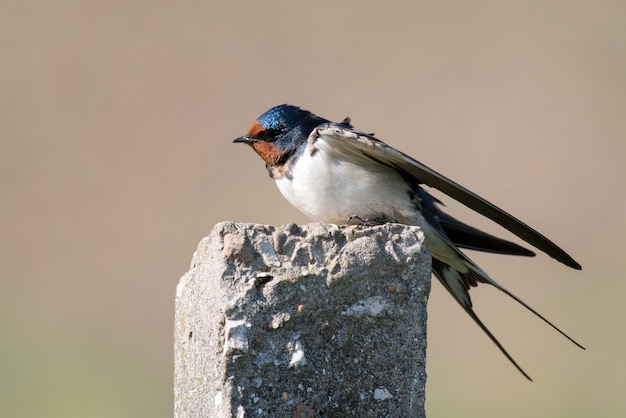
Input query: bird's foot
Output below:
<box><xmin>346</xmin><ymin>214</ymin><xmax>388</xmax><ymax>227</ymax></box>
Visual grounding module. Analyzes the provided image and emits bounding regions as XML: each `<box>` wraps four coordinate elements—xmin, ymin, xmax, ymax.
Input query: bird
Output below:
<box><xmin>233</xmin><ymin>104</ymin><xmax>584</xmax><ymax>380</ymax></box>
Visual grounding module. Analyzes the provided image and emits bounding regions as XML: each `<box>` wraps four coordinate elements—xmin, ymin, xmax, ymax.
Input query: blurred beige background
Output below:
<box><xmin>2</xmin><ymin>1</ymin><xmax>625</xmax><ymax>417</ymax></box>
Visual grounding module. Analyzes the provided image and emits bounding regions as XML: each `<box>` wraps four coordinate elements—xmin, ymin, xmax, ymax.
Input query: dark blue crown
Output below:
<box><xmin>257</xmin><ymin>105</ymin><xmax>310</xmax><ymax>130</ymax></box>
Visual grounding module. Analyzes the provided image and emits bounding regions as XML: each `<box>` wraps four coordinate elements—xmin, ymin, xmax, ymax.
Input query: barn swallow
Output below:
<box><xmin>233</xmin><ymin>104</ymin><xmax>583</xmax><ymax>380</ymax></box>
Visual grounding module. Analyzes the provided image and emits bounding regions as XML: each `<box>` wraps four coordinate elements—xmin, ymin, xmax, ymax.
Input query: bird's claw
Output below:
<box><xmin>346</xmin><ymin>214</ymin><xmax>388</xmax><ymax>227</ymax></box>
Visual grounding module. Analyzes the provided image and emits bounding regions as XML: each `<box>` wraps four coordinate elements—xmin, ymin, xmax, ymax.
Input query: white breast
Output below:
<box><xmin>274</xmin><ymin>137</ymin><xmax>419</xmax><ymax>225</ymax></box>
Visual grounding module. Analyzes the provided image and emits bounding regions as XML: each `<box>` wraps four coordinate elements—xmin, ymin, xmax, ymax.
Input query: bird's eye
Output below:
<box><xmin>255</xmin><ymin>127</ymin><xmax>281</xmax><ymax>141</ymax></box>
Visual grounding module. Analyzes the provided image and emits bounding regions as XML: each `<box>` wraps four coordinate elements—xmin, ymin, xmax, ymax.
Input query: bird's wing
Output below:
<box><xmin>313</xmin><ymin>123</ymin><xmax>581</xmax><ymax>270</ymax></box>
<box><xmin>416</xmin><ymin>188</ymin><xmax>536</xmax><ymax>256</ymax></box>
<box><xmin>437</xmin><ymin>210</ymin><xmax>536</xmax><ymax>256</ymax></box>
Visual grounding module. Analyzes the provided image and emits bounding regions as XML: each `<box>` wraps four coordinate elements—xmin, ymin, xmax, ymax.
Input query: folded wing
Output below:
<box><xmin>314</xmin><ymin>124</ymin><xmax>581</xmax><ymax>270</ymax></box>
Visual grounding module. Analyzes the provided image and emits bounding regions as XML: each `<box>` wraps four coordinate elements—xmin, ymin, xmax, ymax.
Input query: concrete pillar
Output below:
<box><xmin>175</xmin><ymin>221</ymin><xmax>430</xmax><ymax>417</ymax></box>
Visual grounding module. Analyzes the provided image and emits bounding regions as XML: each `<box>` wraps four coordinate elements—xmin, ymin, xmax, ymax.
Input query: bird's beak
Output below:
<box><xmin>233</xmin><ymin>136</ymin><xmax>255</xmax><ymax>144</ymax></box>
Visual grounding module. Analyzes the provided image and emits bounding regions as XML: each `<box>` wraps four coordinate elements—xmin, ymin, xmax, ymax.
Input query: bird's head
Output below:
<box><xmin>233</xmin><ymin>104</ymin><xmax>328</xmax><ymax>166</ymax></box>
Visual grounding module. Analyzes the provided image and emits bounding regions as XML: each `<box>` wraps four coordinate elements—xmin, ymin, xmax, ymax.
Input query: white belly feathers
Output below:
<box><xmin>274</xmin><ymin>137</ymin><xmax>418</xmax><ymax>225</ymax></box>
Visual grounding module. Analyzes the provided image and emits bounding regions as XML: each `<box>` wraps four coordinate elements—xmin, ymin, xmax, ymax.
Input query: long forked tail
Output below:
<box><xmin>431</xmin><ymin>257</ymin><xmax>585</xmax><ymax>381</ymax></box>
<box><xmin>432</xmin><ymin>259</ymin><xmax>533</xmax><ymax>380</ymax></box>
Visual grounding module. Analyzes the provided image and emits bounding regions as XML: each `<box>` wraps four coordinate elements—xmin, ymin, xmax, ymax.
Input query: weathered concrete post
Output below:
<box><xmin>174</xmin><ymin>222</ymin><xmax>430</xmax><ymax>417</ymax></box>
